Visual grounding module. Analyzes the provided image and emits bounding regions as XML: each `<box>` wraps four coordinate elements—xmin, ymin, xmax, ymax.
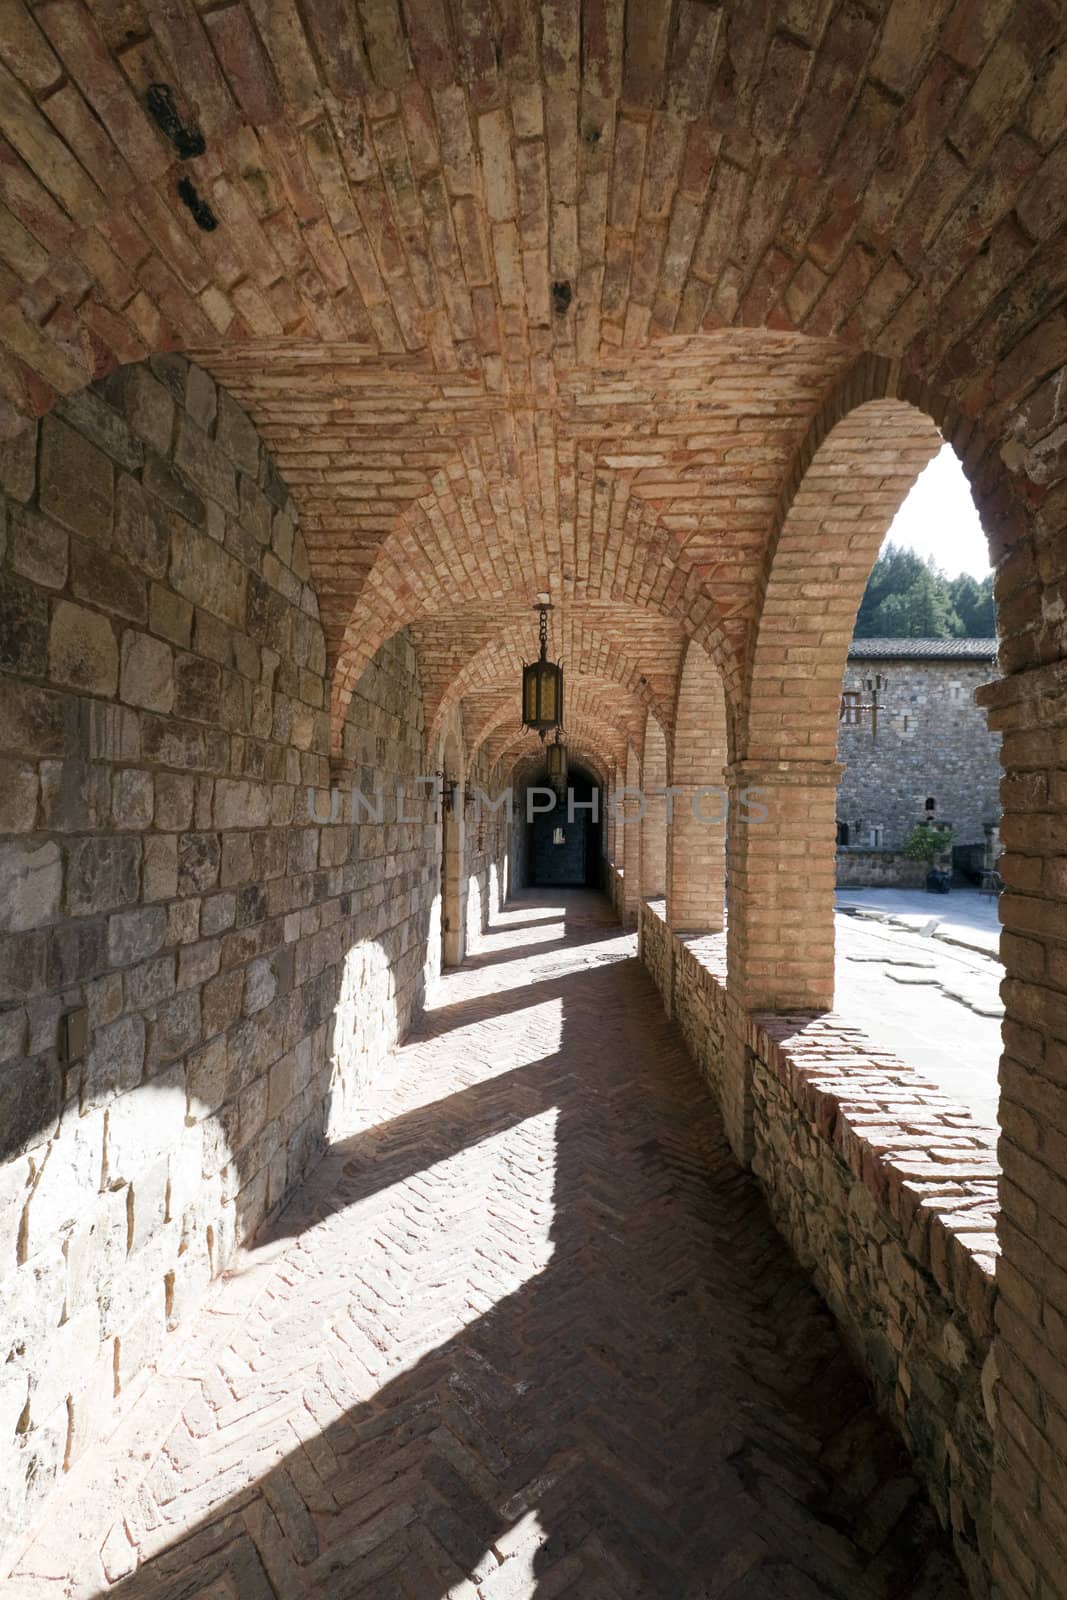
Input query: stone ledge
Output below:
<box><xmin>750</xmin><ymin>1013</ymin><xmax>998</xmax><ymax>1343</ymax></box>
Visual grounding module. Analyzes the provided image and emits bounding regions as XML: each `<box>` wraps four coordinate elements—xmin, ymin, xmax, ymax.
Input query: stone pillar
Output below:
<box><xmin>442</xmin><ymin>810</ymin><xmax>465</xmax><ymax>966</ymax></box>
<box><xmin>667</xmin><ymin>783</ymin><xmax>726</xmax><ymax>932</ymax></box>
<box><xmin>605</xmin><ymin>776</ymin><xmax>616</xmax><ymax>864</ymax></box>
<box><xmin>640</xmin><ymin>786</ymin><xmax>667</xmax><ymax>899</ymax></box>
<box><xmin>722</xmin><ymin>758</ymin><xmax>840</xmax><ymax>1162</ymax></box>
<box><xmin>640</xmin><ymin>720</ymin><xmax>668</xmax><ymax>900</ymax></box>
<box><xmin>976</xmin><ymin>663</ymin><xmax>1067</xmax><ymax>1600</ymax></box>
<box><xmin>620</xmin><ymin>786</ymin><xmax>641</xmax><ymax>926</ymax></box>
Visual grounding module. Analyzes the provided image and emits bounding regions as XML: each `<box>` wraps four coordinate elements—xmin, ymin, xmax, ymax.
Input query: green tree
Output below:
<box><xmin>854</xmin><ymin>543</ymin><xmax>964</xmax><ymax>638</ymax></box>
<box><xmin>855</xmin><ymin>543</ymin><xmax>928</xmax><ymax>635</ymax></box>
<box><xmin>948</xmin><ymin>571</ymin><xmax>995</xmax><ymax>635</ymax></box>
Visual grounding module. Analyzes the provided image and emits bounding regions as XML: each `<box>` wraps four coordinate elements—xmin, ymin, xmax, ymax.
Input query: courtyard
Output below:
<box><xmin>836</xmin><ymin>889</ymin><xmax>1003</xmax><ymax>1127</ymax></box>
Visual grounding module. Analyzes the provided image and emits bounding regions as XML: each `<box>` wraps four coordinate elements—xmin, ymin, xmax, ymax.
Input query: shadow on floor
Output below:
<box><xmin>21</xmin><ymin>890</ymin><xmax>967</xmax><ymax>1600</ymax></box>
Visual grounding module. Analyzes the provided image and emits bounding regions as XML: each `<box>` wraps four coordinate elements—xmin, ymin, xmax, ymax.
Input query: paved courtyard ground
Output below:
<box><xmin>835</xmin><ymin>889</ymin><xmax>1003</xmax><ymax>1128</ymax></box>
<box><xmin>3</xmin><ymin>891</ymin><xmax>965</xmax><ymax>1600</ymax></box>
<box><xmin>837</xmin><ymin>888</ymin><xmax>1002</xmax><ymax>956</ymax></box>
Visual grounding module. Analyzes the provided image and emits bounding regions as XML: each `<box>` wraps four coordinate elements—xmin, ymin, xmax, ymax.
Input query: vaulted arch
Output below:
<box><xmin>329</xmin><ymin>469</ymin><xmax>742</xmax><ymax>765</ymax></box>
<box><xmin>494</xmin><ymin>716</ymin><xmax>626</xmax><ymax>781</ymax></box>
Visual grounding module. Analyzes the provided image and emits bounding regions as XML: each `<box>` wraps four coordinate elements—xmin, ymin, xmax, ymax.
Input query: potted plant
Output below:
<box><xmin>901</xmin><ymin>822</ymin><xmax>955</xmax><ymax>893</ymax></box>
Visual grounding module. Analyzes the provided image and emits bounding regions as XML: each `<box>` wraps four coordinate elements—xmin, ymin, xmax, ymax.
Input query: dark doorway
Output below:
<box><xmin>528</xmin><ymin>770</ymin><xmax>601</xmax><ymax>887</ymax></box>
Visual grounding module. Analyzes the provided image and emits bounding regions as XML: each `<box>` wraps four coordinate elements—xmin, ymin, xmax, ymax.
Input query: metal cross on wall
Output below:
<box><xmin>840</xmin><ymin>673</ymin><xmax>889</xmax><ymax>740</ymax></box>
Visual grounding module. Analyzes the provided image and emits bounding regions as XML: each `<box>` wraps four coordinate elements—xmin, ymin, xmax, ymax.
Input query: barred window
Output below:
<box><xmin>840</xmin><ymin>690</ymin><xmax>861</xmax><ymax>725</ymax></box>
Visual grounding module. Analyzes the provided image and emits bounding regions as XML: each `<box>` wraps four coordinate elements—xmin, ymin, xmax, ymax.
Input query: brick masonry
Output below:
<box><xmin>0</xmin><ymin>359</ymin><xmax>508</xmax><ymax>1557</ymax></box>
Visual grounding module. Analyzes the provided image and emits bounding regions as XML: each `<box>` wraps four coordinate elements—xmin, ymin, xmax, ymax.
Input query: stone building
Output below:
<box><xmin>836</xmin><ymin>637</ymin><xmax>1001</xmax><ymax>869</ymax></box>
<box><xmin>0</xmin><ymin>5</ymin><xmax>1065</xmax><ymax>1599</ymax></box>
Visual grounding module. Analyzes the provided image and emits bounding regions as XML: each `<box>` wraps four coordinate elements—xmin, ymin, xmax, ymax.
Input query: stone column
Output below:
<box><xmin>605</xmin><ymin>776</ymin><xmax>616</xmax><ymax>864</ymax></box>
<box><xmin>722</xmin><ymin>758</ymin><xmax>841</xmax><ymax>1162</ymax></box>
<box><xmin>975</xmin><ymin>663</ymin><xmax>1067</xmax><ymax>1600</ymax></box>
<box><xmin>640</xmin><ymin>786</ymin><xmax>667</xmax><ymax>900</ymax></box>
<box><xmin>667</xmin><ymin>783</ymin><xmax>726</xmax><ymax>932</ymax></box>
<box><xmin>442</xmin><ymin>809</ymin><xmax>465</xmax><ymax>966</ymax></box>
<box><xmin>620</xmin><ymin>787</ymin><xmax>641</xmax><ymax>926</ymax></box>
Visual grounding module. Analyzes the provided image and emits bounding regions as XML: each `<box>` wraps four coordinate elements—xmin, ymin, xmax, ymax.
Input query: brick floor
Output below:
<box><xmin>6</xmin><ymin>891</ymin><xmax>966</xmax><ymax>1600</ymax></box>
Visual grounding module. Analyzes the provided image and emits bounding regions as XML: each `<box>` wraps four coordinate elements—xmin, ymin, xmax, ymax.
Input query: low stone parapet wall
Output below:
<box><xmin>606</xmin><ymin>864</ymin><xmax>627</xmax><ymax>925</ymax></box>
<box><xmin>639</xmin><ymin>899</ymin><xmax>998</xmax><ymax>1598</ymax></box>
<box><xmin>836</xmin><ymin>848</ymin><xmax>927</xmax><ymax>887</ymax></box>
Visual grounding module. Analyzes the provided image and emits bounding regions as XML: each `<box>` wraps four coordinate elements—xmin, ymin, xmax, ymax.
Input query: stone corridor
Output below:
<box><xmin>5</xmin><ymin>890</ymin><xmax>966</xmax><ymax>1600</ymax></box>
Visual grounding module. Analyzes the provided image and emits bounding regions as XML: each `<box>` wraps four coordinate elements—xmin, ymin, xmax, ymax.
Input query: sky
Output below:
<box><xmin>883</xmin><ymin>443</ymin><xmax>990</xmax><ymax>578</ymax></box>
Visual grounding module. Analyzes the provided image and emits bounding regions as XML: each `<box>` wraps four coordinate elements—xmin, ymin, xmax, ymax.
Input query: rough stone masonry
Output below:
<box><xmin>837</xmin><ymin>637</ymin><xmax>1001</xmax><ymax>854</ymax></box>
<box><xmin>0</xmin><ymin>358</ymin><xmax>508</xmax><ymax>1552</ymax></box>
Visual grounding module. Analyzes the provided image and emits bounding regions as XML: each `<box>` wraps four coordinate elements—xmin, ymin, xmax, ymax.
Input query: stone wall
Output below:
<box><xmin>329</xmin><ymin>628</ymin><xmax>436</xmax><ymax>1134</ymax></box>
<box><xmin>0</xmin><ymin>360</ymin><xmax>509</xmax><ymax>1562</ymax></box>
<box><xmin>836</xmin><ymin>849</ymin><xmax>928</xmax><ymax>888</ymax></box>
<box><xmin>606</xmin><ymin>864</ymin><xmax>627</xmax><ymax>925</ymax></box>
<box><xmin>640</xmin><ymin>900</ymin><xmax>998</xmax><ymax>1597</ymax></box>
<box><xmin>0</xmin><ymin>357</ymin><xmax>338</xmax><ymax>1549</ymax></box>
<box><xmin>638</xmin><ymin>898</ymin><xmax>672</xmax><ymax>1010</ymax></box>
<box><xmin>463</xmin><ymin>744</ymin><xmax>509</xmax><ymax>953</ymax></box>
<box><xmin>838</xmin><ymin>655</ymin><xmax>1001</xmax><ymax>851</ymax></box>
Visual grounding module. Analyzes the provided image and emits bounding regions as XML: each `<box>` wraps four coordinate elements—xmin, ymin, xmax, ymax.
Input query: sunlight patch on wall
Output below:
<box><xmin>330</xmin><ymin>939</ymin><xmax>399</xmax><ymax>1138</ymax></box>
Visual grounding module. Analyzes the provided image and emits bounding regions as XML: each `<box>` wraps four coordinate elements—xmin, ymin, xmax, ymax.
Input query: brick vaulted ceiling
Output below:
<box><xmin>1</xmin><ymin>0</ymin><xmax>1065</xmax><ymax>775</ymax></box>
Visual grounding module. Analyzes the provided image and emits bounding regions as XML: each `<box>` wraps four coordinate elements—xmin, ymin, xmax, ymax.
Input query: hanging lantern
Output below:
<box><xmin>522</xmin><ymin>599</ymin><xmax>563</xmax><ymax>735</ymax></box>
<box><xmin>545</xmin><ymin>727</ymin><xmax>567</xmax><ymax>790</ymax></box>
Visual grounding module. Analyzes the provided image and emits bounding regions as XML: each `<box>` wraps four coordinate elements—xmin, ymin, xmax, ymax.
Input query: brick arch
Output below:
<box><xmin>668</xmin><ymin>640</ymin><xmax>729</xmax><ymax>931</ymax></box>
<box><xmin>328</xmin><ymin>442</ymin><xmax>537</xmax><ymax>694</ymax></box>
<box><xmin>725</xmin><ymin>373</ymin><xmax>945</xmax><ymax>1028</ymax></box>
<box><xmin>509</xmin><ymin>745</ymin><xmax>611</xmax><ymax>796</ymax></box>
<box><xmin>744</xmin><ymin>389</ymin><xmax>944</xmax><ymax>765</ymax></box>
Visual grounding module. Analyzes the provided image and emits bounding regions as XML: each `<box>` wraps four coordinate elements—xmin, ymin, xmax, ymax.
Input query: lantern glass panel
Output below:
<box><xmin>541</xmin><ymin>668</ymin><xmax>557</xmax><ymax>723</ymax></box>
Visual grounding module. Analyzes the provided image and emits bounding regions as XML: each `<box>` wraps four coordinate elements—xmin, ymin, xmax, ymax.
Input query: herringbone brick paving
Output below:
<box><xmin>6</xmin><ymin>891</ymin><xmax>966</xmax><ymax>1600</ymax></box>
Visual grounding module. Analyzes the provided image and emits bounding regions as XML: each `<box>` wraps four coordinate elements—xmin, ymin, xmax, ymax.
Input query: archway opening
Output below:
<box><xmin>522</xmin><ymin>766</ymin><xmax>603</xmax><ymax>890</ymax></box>
<box><xmin>832</xmin><ymin>441</ymin><xmax>1001</xmax><ymax>1127</ymax></box>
